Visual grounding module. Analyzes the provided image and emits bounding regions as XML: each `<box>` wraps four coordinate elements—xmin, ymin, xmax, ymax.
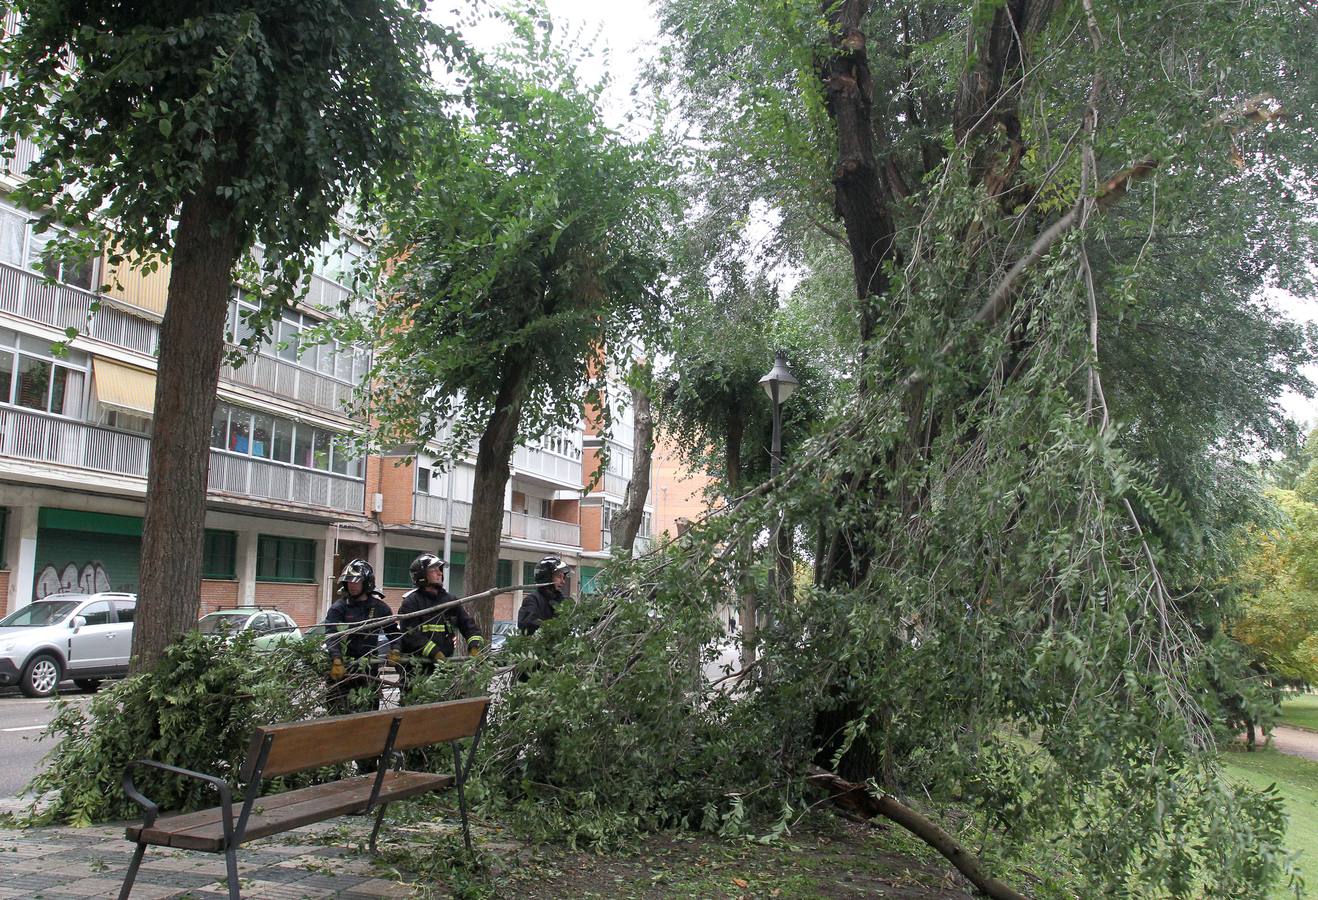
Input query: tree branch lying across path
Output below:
<box><xmin>806</xmin><ymin>766</ymin><xmax>1031</xmax><ymax>900</ymax></box>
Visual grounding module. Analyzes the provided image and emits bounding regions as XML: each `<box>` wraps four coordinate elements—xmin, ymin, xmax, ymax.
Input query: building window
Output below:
<box><xmin>416</xmin><ymin>466</ymin><xmax>430</xmax><ymax>494</ymax></box>
<box><xmin>202</xmin><ymin>530</ymin><xmax>236</xmax><ymax>580</ymax></box>
<box><xmin>0</xmin><ymin>333</ymin><xmax>87</xmax><ymax>417</ymax></box>
<box><xmin>540</xmin><ymin>499</ymin><xmax>553</xmax><ymax>519</ymax></box>
<box><xmin>383</xmin><ymin>548</ymin><xmax>416</xmax><ymax>588</ymax></box>
<box><xmin>256</xmin><ymin>535</ymin><xmax>315</xmax><ymax>583</ymax></box>
<box><xmin>208</xmin><ymin>401</ymin><xmax>362</xmax><ymax>478</ymax></box>
<box><xmin>0</xmin><ymin>507</ymin><xmax>8</xmax><ymax>568</ymax></box>
<box><xmin>522</xmin><ymin>561</ymin><xmax>536</xmax><ymax>587</ymax></box>
<box><xmin>496</xmin><ymin>559</ymin><xmax>513</xmax><ymax>589</ymax></box>
<box><xmin>580</xmin><ymin>566</ymin><xmax>601</xmax><ymax>595</ymax></box>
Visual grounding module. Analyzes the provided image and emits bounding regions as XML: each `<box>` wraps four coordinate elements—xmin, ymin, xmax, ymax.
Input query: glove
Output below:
<box><xmin>467</xmin><ymin>636</ymin><xmax>485</xmax><ymax>658</ymax></box>
<box><xmin>329</xmin><ymin>657</ymin><xmax>345</xmax><ymax>680</ymax></box>
<box><xmin>387</xmin><ymin>649</ymin><xmax>400</xmax><ymax>666</ymax></box>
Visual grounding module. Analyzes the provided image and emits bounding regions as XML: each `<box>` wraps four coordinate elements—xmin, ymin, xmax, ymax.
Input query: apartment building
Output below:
<box><xmin>0</xmin><ymin>134</ymin><xmax>654</xmax><ymax>628</ymax></box>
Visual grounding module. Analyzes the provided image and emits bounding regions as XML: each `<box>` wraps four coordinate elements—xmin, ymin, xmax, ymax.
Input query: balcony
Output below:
<box><xmin>411</xmin><ymin>492</ymin><xmax>581</xmax><ymax>548</ymax></box>
<box><xmin>220</xmin><ymin>352</ymin><xmax>357</xmax><ymax>417</ymax></box>
<box><xmin>0</xmin><ymin>261</ymin><xmax>158</xmax><ymax>355</ymax></box>
<box><xmin>3</xmin><ymin>134</ymin><xmax>39</xmax><ymax>181</ymax></box>
<box><xmin>413</xmin><ymin>492</ymin><xmax>474</xmax><ymax>531</ymax></box>
<box><xmin>506</xmin><ymin>510</ymin><xmax>580</xmax><ymax>547</ymax></box>
<box><xmin>0</xmin><ymin>406</ymin><xmax>149</xmax><ymax>478</ymax></box>
<box><xmin>512</xmin><ymin>444</ymin><xmax>581</xmax><ymax>488</ymax></box>
<box><xmin>207</xmin><ymin>451</ymin><xmax>364</xmax><ymax>512</ymax></box>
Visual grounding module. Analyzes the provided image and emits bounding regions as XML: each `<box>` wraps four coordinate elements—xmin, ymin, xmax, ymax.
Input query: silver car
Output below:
<box><xmin>0</xmin><ymin>592</ymin><xmax>137</xmax><ymax>697</ymax></box>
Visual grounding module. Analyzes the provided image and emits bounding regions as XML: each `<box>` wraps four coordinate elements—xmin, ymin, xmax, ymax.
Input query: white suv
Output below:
<box><xmin>0</xmin><ymin>592</ymin><xmax>137</xmax><ymax>697</ymax></box>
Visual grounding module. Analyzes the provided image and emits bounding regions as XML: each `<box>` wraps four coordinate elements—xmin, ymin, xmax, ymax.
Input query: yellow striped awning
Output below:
<box><xmin>93</xmin><ymin>358</ymin><xmax>156</xmax><ymax>416</ymax></box>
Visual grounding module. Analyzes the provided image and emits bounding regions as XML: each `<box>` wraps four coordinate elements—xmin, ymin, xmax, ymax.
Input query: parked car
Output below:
<box><xmin>0</xmin><ymin>592</ymin><xmax>137</xmax><ymax>697</ymax></box>
<box><xmin>197</xmin><ymin>608</ymin><xmax>302</xmax><ymax>651</ymax></box>
<box><xmin>491</xmin><ymin>620</ymin><xmax>517</xmax><ymax>652</ymax></box>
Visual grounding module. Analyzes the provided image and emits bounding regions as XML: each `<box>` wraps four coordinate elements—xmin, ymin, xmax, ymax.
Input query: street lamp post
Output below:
<box><xmin>759</xmin><ymin>351</ymin><xmax>798</xmax><ymax>479</ymax></box>
<box><xmin>758</xmin><ymin>351</ymin><xmax>797</xmax><ymax>664</ymax></box>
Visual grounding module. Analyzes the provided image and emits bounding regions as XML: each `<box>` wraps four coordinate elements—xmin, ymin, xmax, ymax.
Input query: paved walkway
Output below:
<box><xmin>0</xmin><ymin>812</ymin><xmax>488</xmax><ymax>898</ymax></box>
<box><xmin>1271</xmin><ymin>724</ymin><xmax>1318</xmax><ymax>762</ymax></box>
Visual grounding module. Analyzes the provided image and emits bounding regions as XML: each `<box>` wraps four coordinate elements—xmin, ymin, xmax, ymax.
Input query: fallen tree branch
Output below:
<box><xmin>806</xmin><ymin>765</ymin><xmax>1030</xmax><ymax>900</ymax></box>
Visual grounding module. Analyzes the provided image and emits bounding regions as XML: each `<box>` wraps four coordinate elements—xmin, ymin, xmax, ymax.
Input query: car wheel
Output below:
<box><xmin>74</xmin><ymin>678</ymin><xmax>102</xmax><ymax>693</ymax></box>
<box><xmin>21</xmin><ymin>653</ymin><xmax>62</xmax><ymax>698</ymax></box>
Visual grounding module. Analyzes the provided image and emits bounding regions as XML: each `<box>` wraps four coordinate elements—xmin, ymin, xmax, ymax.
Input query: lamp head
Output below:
<box><xmin>758</xmin><ymin>350</ymin><xmax>798</xmax><ymax>404</ymax></box>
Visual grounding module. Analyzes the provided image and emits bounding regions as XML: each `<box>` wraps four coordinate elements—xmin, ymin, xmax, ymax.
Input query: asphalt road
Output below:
<box><xmin>0</xmin><ymin>684</ymin><xmax>95</xmax><ymax>800</ymax></box>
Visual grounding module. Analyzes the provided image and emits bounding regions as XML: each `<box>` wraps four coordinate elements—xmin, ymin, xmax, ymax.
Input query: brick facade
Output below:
<box><xmin>374</xmin><ymin>456</ymin><xmax>416</xmax><ymax>526</ymax></box>
<box><xmin>251</xmin><ymin>582</ymin><xmax>322</xmax><ymax>628</ymax></box>
<box><xmin>0</xmin><ymin>570</ymin><xmax>10</xmax><ymax>616</ymax></box>
<box><xmin>198</xmin><ymin>579</ymin><xmax>241</xmax><ymax>616</ymax></box>
<box><xmin>579</xmin><ymin>504</ymin><xmax>603</xmax><ymax>552</ymax></box>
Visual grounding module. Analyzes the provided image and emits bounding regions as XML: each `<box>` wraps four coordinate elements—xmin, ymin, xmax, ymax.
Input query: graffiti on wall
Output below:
<box><xmin>35</xmin><ymin>562</ymin><xmax>115</xmax><ymax>599</ymax></box>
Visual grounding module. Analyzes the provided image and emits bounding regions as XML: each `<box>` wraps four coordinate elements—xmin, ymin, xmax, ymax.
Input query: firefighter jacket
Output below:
<box><xmin>399</xmin><ymin>586</ymin><xmax>483</xmax><ymax>659</ymax></box>
<box><xmin>517</xmin><ymin>585</ymin><xmax>564</xmax><ymax>636</ymax></box>
<box><xmin>324</xmin><ymin>591</ymin><xmax>397</xmax><ymax>663</ymax></box>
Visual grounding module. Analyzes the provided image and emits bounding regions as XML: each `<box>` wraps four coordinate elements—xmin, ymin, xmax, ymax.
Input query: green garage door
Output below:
<box><xmin>33</xmin><ymin>509</ymin><xmax>142</xmax><ymax>599</ymax></box>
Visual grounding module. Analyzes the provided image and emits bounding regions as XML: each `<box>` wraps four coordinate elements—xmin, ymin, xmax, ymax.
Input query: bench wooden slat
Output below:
<box><xmin>245</xmin><ymin>709</ymin><xmax>398</xmax><ymax>779</ymax></box>
<box><xmin>126</xmin><ymin>771</ymin><xmax>454</xmax><ymax>851</ymax></box>
<box><xmin>393</xmin><ymin>697</ymin><xmax>489</xmax><ymax>752</ymax></box>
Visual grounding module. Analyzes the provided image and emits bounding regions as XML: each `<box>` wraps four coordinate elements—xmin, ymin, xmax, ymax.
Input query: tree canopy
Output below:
<box><xmin>0</xmin><ymin>0</ymin><xmax>442</xmax><ymax>666</ymax></box>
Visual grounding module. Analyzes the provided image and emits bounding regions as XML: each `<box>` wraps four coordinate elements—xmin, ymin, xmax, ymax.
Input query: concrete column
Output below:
<box><xmin>236</xmin><ymin>531</ymin><xmax>258</xmax><ymax>607</ymax></box>
<box><xmin>11</xmin><ymin>504</ymin><xmax>38</xmax><ymax>611</ymax></box>
<box><xmin>319</xmin><ymin>528</ymin><xmax>336</xmax><ymax>616</ymax></box>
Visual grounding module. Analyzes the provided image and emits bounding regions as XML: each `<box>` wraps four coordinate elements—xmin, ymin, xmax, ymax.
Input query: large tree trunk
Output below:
<box><xmin>465</xmin><ymin>359</ymin><xmax>530</xmax><ymax>637</ymax></box>
<box><xmin>820</xmin><ymin>0</ymin><xmax>895</xmax><ymax>346</ymax></box>
<box><xmin>131</xmin><ymin>172</ymin><xmax>240</xmax><ymax>672</ymax></box>
<box><xmin>610</xmin><ymin>374</ymin><xmax>654</xmax><ymax>554</ymax></box>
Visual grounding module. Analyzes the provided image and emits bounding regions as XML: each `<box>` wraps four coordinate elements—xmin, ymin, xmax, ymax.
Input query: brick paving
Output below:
<box><xmin>0</xmin><ymin>813</ymin><xmax>467</xmax><ymax>898</ymax></box>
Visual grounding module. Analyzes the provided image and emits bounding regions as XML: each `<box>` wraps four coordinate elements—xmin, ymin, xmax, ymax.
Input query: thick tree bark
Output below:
<box><xmin>820</xmin><ymin>0</ymin><xmax>896</xmax><ymax>344</ymax></box>
<box><xmin>611</xmin><ymin>376</ymin><xmax>654</xmax><ymax>555</ymax></box>
<box><xmin>466</xmin><ymin>358</ymin><xmax>530</xmax><ymax>638</ymax></box>
<box><xmin>131</xmin><ymin>172</ymin><xmax>240</xmax><ymax>672</ymax></box>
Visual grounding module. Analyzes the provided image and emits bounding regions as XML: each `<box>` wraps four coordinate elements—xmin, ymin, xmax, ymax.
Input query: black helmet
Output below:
<box><xmin>534</xmin><ymin>555</ymin><xmax>570</xmax><ymax>584</ymax></box>
<box><xmin>410</xmin><ymin>552</ymin><xmax>444</xmax><ymax>587</ymax></box>
<box><xmin>338</xmin><ymin>558</ymin><xmax>375</xmax><ymax>594</ymax></box>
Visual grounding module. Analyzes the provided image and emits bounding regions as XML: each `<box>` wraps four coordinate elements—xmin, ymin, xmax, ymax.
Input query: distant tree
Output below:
<box><xmin>355</xmin><ymin>16</ymin><xmax>674</xmax><ymax>632</ymax></box>
<box><xmin>0</xmin><ymin>1</ymin><xmax>440</xmax><ymax>669</ymax></box>
<box><xmin>610</xmin><ymin>362</ymin><xmax>655</xmax><ymax>556</ymax></box>
<box><xmin>1231</xmin><ymin>489</ymin><xmax>1318</xmax><ymax>686</ymax></box>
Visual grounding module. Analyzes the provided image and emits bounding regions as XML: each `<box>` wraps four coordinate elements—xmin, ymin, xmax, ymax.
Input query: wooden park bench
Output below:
<box><xmin>117</xmin><ymin>696</ymin><xmax>490</xmax><ymax>900</ymax></box>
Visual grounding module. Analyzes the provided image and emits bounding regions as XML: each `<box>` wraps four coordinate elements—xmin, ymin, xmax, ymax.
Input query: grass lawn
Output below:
<box><xmin>1221</xmin><ymin>745</ymin><xmax>1318</xmax><ymax>898</ymax></box>
<box><xmin>1281</xmin><ymin>693</ymin><xmax>1318</xmax><ymax>733</ymax></box>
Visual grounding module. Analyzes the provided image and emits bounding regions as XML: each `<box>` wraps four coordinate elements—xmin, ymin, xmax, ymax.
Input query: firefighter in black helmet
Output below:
<box><xmin>518</xmin><ymin>555</ymin><xmax>571</xmax><ymax>636</ymax></box>
<box><xmin>324</xmin><ymin>559</ymin><xmax>399</xmax><ymax>738</ymax></box>
<box><xmin>398</xmin><ymin>553</ymin><xmax>483</xmax><ymax>688</ymax></box>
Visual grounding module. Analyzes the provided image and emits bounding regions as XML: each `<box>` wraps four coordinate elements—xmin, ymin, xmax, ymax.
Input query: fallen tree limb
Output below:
<box><xmin>806</xmin><ymin>765</ymin><xmax>1030</xmax><ymax>900</ymax></box>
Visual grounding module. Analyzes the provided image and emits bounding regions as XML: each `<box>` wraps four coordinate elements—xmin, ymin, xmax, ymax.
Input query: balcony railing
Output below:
<box><xmin>0</xmin><ymin>406</ymin><xmax>149</xmax><ymax>477</ymax></box>
<box><xmin>413</xmin><ymin>492</ymin><xmax>474</xmax><ymax>531</ymax></box>
<box><xmin>220</xmin><ymin>352</ymin><xmax>357</xmax><ymax>417</ymax></box>
<box><xmin>0</xmin><ymin>261</ymin><xmax>361</xmax><ymax>417</ymax></box>
<box><xmin>208</xmin><ymin>451</ymin><xmax>364</xmax><ymax>511</ymax></box>
<box><xmin>3</xmin><ymin>134</ymin><xmax>39</xmax><ymax>180</ymax></box>
<box><xmin>513</xmin><ymin>444</ymin><xmax>582</xmax><ymax>487</ymax></box>
<box><xmin>0</xmin><ymin>261</ymin><xmax>158</xmax><ymax>355</ymax></box>
<box><xmin>412</xmin><ymin>492</ymin><xmax>581</xmax><ymax>547</ymax></box>
<box><xmin>506</xmin><ymin>510</ymin><xmax>580</xmax><ymax>547</ymax></box>
<box><xmin>600</xmin><ymin>528</ymin><xmax>653</xmax><ymax>556</ymax></box>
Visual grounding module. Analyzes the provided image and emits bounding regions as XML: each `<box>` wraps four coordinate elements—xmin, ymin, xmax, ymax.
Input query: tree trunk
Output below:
<box><xmin>611</xmin><ymin>374</ymin><xmax>654</xmax><ymax>554</ymax></box>
<box><xmin>131</xmin><ymin>172</ymin><xmax>240</xmax><ymax>672</ymax></box>
<box><xmin>820</xmin><ymin>0</ymin><xmax>895</xmax><ymax>345</ymax></box>
<box><xmin>465</xmin><ymin>358</ymin><xmax>530</xmax><ymax>638</ymax></box>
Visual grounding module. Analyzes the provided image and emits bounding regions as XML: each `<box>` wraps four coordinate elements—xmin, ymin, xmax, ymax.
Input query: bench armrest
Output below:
<box><xmin>123</xmin><ymin>760</ymin><xmax>234</xmax><ymax>832</ymax></box>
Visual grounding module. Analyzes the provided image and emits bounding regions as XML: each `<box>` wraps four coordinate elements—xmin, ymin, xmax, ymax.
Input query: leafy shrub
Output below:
<box><xmin>25</xmin><ymin>630</ymin><xmax>326</xmax><ymax>825</ymax></box>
